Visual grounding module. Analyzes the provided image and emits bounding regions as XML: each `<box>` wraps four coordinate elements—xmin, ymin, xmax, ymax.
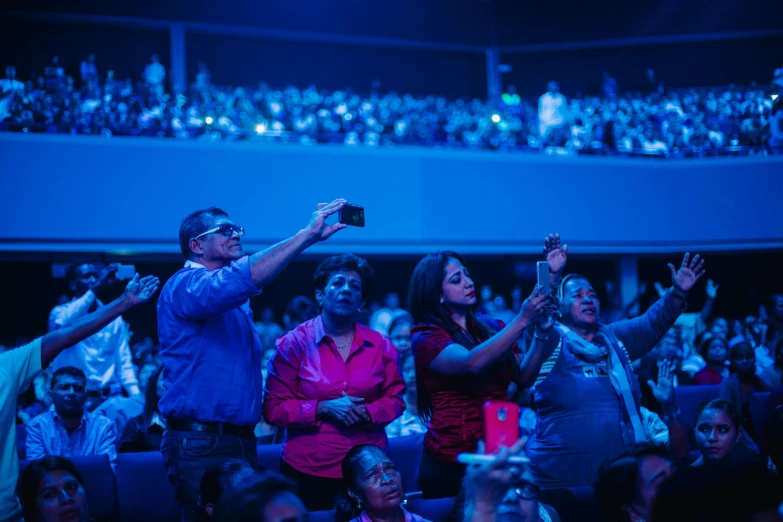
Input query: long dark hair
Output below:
<box><xmin>408</xmin><ymin>251</ymin><xmax>502</xmax><ymax>422</ymax></box>
<box><xmin>20</xmin><ymin>456</ymin><xmax>85</xmax><ymax>522</ymax></box>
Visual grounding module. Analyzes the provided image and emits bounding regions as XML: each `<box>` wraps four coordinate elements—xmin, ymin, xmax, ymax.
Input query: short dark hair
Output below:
<box><xmin>20</xmin><ymin>456</ymin><xmax>85</xmax><ymax>521</ymax></box>
<box><xmin>198</xmin><ymin>460</ymin><xmax>255</xmax><ymax>521</ymax></box>
<box><xmin>64</xmin><ymin>259</ymin><xmax>96</xmax><ymax>284</ymax></box>
<box><xmin>51</xmin><ymin>366</ymin><xmax>86</xmax><ymax>389</ymax></box>
<box><xmin>284</xmin><ymin>296</ymin><xmax>319</xmax><ymax>327</ymax></box>
<box><xmin>694</xmin><ymin>399</ymin><xmax>741</xmax><ymax>431</ymax></box>
<box><xmin>178</xmin><ymin>207</ymin><xmax>229</xmax><ymax>259</ymax></box>
<box><xmin>212</xmin><ymin>471</ymin><xmax>300</xmax><ymax>522</ymax></box>
<box><xmin>313</xmin><ymin>254</ymin><xmax>374</xmax><ymax>301</ymax></box>
<box><xmin>387</xmin><ymin>312</ymin><xmax>412</xmax><ymax>337</ymax></box>
<box><xmin>698</xmin><ymin>334</ymin><xmax>727</xmax><ymax>358</ymax></box>
<box><xmin>336</xmin><ymin>445</ymin><xmax>388</xmax><ymax>522</ymax></box>
<box><xmin>595</xmin><ymin>444</ymin><xmax>672</xmax><ymax>522</ymax></box>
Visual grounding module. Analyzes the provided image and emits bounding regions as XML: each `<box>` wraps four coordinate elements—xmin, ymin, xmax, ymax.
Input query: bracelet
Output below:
<box><xmin>671</xmin><ymin>289</ymin><xmax>687</xmax><ymax>300</ymax></box>
<box><xmin>661</xmin><ymin>407</ymin><xmax>681</xmax><ymax>421</ymax></box>
<box><xmin>533</xmin><ymin>330</ymin><xmax>549</xmax><ymax>341</ymax></box>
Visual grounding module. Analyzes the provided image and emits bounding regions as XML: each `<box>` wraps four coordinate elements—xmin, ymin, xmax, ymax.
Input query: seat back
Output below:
<box><xmin>256</xmin><ymin>442</ymin><xmax>282</xmax><ymax>473</ymax></box>
<box><xmin>407</xmin><ymin>497</ymin><xmax>456</xmax><ymax>522</ymax></box>
<box><xmin>116</xmin><ymin>451</ymin><xmax>178</xmax><ymax>522</ymax></box>
<box><xmin>676</xmin><ymin>385</ymin><xmax>721</xmax><ymax>448</ymax></box>
<box><xmin>18</xmin><ymin>455</ymin><xmax>119</xmax><ymax>522</ymax></box>
<box><xmin>388</xmin><ymin>433</ymin><xmax>425</xmax><ymax>493</ymax></box>
<box><xmin>749</xmin><ymin>391</ymin><xmax>772</xmax><ymax>451</ymax></box>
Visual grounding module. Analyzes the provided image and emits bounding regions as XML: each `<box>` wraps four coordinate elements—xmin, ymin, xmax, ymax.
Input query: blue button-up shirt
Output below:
<box><xmin>157</xmin><ymin>257</ymin><xmax>263</xmax><ymax>425</ymax></box>
<box><xmin>25</xmin><ymin>405</ymin><xmax>117</xmax><ymax>467</ymax></box>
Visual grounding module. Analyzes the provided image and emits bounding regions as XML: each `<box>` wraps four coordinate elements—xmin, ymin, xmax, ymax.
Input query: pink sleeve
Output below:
<box><xmin>365</xmin><ymin>338</ymin><xmax>406</xmax><ymax>426</ymax></box>
<box><xmin>262</xmin><ymin>334</ymin><xmax>321</xmax><ymax>428</ymax></box>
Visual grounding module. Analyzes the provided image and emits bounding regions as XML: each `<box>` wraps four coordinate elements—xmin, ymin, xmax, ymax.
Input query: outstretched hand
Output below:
<box><xmin>647</xmin><ymin>358</ymin><xmax>675</xmax><ymax>405</ymax></box>
<box><xmin>123</xmin><ymin>274</ymin><xmax>160</xmax><ymax>307</ymax></box>
<box><xmin>668</xmin><ymin>252</ymin><xmax>706</xmax><ymax>294</ymax></box>
<box><xmin>464</xmin><ymin>437</ymin><xmax>531</xmax><ymax>507</ymax></box>
<box><xmin>705</xmin><ymin>279</ymin><xmax>719</xmax><ymax>300</ymax></box>
<box><xmin>305</xmin><ymin>199</ymin><xmax>348</xmax><ymax>243</ymax></box>
<box><xmin>543</xmin><ymin>233</ymin><xmax>568</xmax><ymax>274</ymax></box>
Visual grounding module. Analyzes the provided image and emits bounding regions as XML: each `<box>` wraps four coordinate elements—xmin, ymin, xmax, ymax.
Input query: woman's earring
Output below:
<box><xmin>440</xmin><ymin>298</ymin><xmax>444</xmax><ymax>304</ymax></box>
<box><xmin>357</xmin><ymin>501</ymin><xmax>362</xmax><ymax>510</ymax></box>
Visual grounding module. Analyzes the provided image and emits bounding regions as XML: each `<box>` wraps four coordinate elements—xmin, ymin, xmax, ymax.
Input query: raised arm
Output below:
<box><xmin>647</xmin><ymin>360</ymin><xmax>688</xmax><ymax>460</ymax></box>
<box><xmin>41</xmin><ymin>275</ymin><xmax>159</xmax><ymax>369</ymax></box>
<box><xmin>428</xmin><ymin>287</ymin><xmax>548</xmax><ymax>376</ymax></box>
<box><xmin>247</xmin><ymin>199</ymin><xmax>347</xmax><ymax>288</ymax></box>
<box><xmin>611</xmin><ymin>253</ymin><xmax>705</xmax><ymax>360</ymax></box>
<box><xmin>516</xmin><ymin>302</ymin><xmax>560</xmax><ymax>388</ymax></box>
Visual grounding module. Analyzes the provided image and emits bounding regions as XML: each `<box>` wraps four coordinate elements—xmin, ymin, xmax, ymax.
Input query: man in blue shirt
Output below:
<box><xmin>157</xmin><ymin>199</ymin><xmax>348</xmax><ymax>522</ymax></box>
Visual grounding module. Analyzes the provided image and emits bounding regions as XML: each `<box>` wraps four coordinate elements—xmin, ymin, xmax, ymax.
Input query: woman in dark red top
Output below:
<box><xmin>408</xmin><ymin>251</ymin><xmax>549</xmax><ymax>498</ymax></box>
<box><xmin>692</xmin><ymin>334</ymin><xmax>730</xmax><ymax>385</ymax></box>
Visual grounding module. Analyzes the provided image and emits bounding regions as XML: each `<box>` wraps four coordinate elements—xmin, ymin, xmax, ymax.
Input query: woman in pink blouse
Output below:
<box><xmin>263</xmin><ymin>254</ymin><xmax>406</xmax><ymax>511</ymax></box>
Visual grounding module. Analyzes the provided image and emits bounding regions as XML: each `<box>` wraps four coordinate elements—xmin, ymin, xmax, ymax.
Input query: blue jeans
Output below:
<box><xmin>160</xmin><ymin>430</ymin><xmax>258</xmax><ymax>522</ymax></box>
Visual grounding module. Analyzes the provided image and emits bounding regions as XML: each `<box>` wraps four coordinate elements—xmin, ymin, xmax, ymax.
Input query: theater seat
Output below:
<box><xmin>388</xmin><ymin>433</ymin><xmax>425</xmax><ymax>492</ymax></box>
<box><xmin>749</xmin><ymin>392</ymin><xmax>772</xmax><ymax>451</ymax></box>
<box><xmin>676</xmin><ymin>384</ymin><xmax>720</xmax><ymax>448</ymax></box>
<box><xmin>407</xmin><ymin>497</ymin><xmax>455</xmax><ymax>522</ymax></box>
<box><xmin>309</xmin><ymin>510</ymin><xmax>336</xmax><ymax>522</ymax></box>
<box><xmin>18</xmin><ymin>455</ymin><xmax>119</xmax><ymax>522</ymax></box>
<box><xmin>257</xmin><ymin>442</ymin><xmax>282</xmax><ymax>473</ymax></box>
<box><xmin>116</xmin><ymin>452</ymin><xmax>178</xmax><ymax>522</ymax></box>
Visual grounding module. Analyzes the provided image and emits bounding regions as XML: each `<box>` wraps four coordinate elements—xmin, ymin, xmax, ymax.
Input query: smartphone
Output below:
<box><xmin>484</xmin><ymin>401</ymin><xmax>520</xmax><ymax>454</ymax></box>
<box><xmin>338</xmin><ymin>204</ymin><xmax>365</xmax><ymax>227</ymax></box>
<box><xmin>116</xmin><ymin>264</ymin><xmax>136</xmax><ymax>280</ymax></box>
<box><xmin>537</xmin><ymin>261</ymin><xmax>550</xmax><ymax>297</ymax></box>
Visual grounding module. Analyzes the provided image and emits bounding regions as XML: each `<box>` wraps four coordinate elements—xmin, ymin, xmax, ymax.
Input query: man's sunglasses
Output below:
<box><xmin>193</xmin><ymin>223</ymin><xmax>245</xmax><ymax>240</ymax></box>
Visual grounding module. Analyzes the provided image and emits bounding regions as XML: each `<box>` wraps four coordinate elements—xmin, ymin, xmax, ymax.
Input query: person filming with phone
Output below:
<box><xmin>408</xmin><ymin>250</ymin><xmax>550</xmax><ymax>499</ymax></box>
<box><xmin>49</xmin><ymin>261</ymin><xmax>142</xmax><ymax>411</ymax></box>
<box><xmin>520</xmin><ymin>234</ymin><xmax>706</xmax><ymax>488</ymax></box>
<box><xmin>158</xmin><ymin>200</ymin><xmax>349</xmax><ymax>521</ymax></box>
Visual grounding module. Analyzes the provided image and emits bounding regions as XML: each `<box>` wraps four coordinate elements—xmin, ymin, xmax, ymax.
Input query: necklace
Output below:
<box><xmin>335</xmin><ymin>330</ymin><xmax>355</xmax><ymax>350</ymax></box>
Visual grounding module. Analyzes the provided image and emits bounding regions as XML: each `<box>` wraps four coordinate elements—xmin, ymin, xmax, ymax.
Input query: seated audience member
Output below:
<box><xmin>386</xmin><ymin>354</ymin><xmax>427</xmax><ymax>438</ymax></box>
<box><xmin>759</xmin><ymin>337</ymin><xmax>783</xmax><ymax>389</ymax></box>
<box><xmin>25</xmin><ymin>367</ymin><xmax>117</xmax><ymax>466</ymax></box>
<box><xmin>255</xmin><ymin>307</ymin><xmax>285</xmax><ymax>351</ymax></box>
<box><xmin>0</xmin><ymin>273</ymin><xmax>158</xmax><ymax>522</ymax></box>
<box><xmin>691</xmin><ymin>399</ymin><xmax>763</xmax><ymax>468</ymax></box>
<box><xmin>197</xmin><ymin>459</ymin><xmax>256</xmax><ymax>521</ymax></box>
<box><xmin>453</xmin><ymin>438</ymin><xmax>560</xmax><ymax>522</ymax></box>
<box><xmin>635</xmin><ymin>329</ymin><xmax>692</xmax><ymax>414</ymax></box>
<box><xmin>595</xmin><ymin>445</ymin><xmax>675</xmax><ymax>522</ymax></box>
<box><xmin>263</xmin><ymin>255</ymin><xmax>405</xmax><ymax>511</ymax></box>
<box><xmin>283</xmin><ymin>296</ymin><xmax>319</xmax><ymax>332</ymax></box>
<box><xmin>719</xmin><ymin>342</ymin><xmax>772</xmax><ymax>445</ymax></box>
<box><xmin>212</xmin><ymin>472</ymin><xmax>306</xmax><ymax>522</ymax></box>
<box><xmin>19</xmin><ymin>456</ymin><xmax>91</xmax><ymax>522</ymax></box>
<box><xmin>652</xmin><ymin>465</ymin><xmax>783</xmax><ymax>522</ymax></box>
<box><xmin>692</xmin><ymin>334</ymin><xmax>730</xmax><ymax>384</ymax></box>
<box><xmin>117</xmin><ymin>365</ymin><xmax>166</xmax><ymax>453</ymax></box>
<box><xmin>387</xmin><ymin>312</ymin><xmax>413</xmax><ymax>358</ymax></box>
<box><xmin>336</xmin><ymin>444</ymin><xmax>430</xmax><ymax>522</ymax></box>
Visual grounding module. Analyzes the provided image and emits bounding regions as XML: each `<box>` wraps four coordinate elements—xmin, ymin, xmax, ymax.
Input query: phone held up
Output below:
<box><xmin>537</xmin><ymin>261</ymin><xmax>550</xmax><ymax>297</ymax></box>
<box><xmin>115</xmin><ymin>264</ymin><xmax>136</xmax><ymax>280</ymax></box>
<box><xmin>484</xmin><ymin>401</ymin><xmax>520</xmax><ymax>454</ymax></box>
<box><xmin>338</xmin><ymin>204</ymin><xmax>365</xmax><ymax>228</ymax></box>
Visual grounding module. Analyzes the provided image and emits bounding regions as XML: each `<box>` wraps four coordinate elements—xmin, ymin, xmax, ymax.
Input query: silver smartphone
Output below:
<box><xmin>536</xmin><ymin>261</ymin><xmax>550</xmax><ymax>296</ymax></box>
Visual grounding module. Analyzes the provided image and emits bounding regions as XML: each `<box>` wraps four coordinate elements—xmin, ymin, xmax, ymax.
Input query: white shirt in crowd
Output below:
<box><xmin>538</xmin><ymin>90</ymin><xmax>568</xmax><ymax>137</ymax></box>
<box><xmin>144</xmin><ymin>61</ymin><xmax>166</xmax><ymax>86</ymax></box>
<box><xmin>49</xmin><ymin>290</ymin><xmax>140</xmax><ymax>395</ymax></box>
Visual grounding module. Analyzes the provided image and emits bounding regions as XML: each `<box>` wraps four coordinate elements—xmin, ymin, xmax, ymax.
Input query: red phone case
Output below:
<box><xmin>483</xmin><ymin>401</ymin><xmax>520</xmax><ymax>454</ymax></box>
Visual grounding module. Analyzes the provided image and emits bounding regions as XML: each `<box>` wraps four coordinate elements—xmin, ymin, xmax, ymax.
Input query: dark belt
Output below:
<box><xmin>166</xmin><ymin>418</ymin><xmax>255</xmax><ymax>437</ymax></box>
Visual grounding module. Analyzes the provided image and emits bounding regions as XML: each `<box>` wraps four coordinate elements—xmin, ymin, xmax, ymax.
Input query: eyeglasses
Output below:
<box><xmin>512</xmin><ymin>482</ymin><xmax>539</xmax><ymax>501</ymax></box>
<box><xmin>193</xmin><ymin>223</ymin><xmax>245</xmax><ymax>240</ymax></box>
